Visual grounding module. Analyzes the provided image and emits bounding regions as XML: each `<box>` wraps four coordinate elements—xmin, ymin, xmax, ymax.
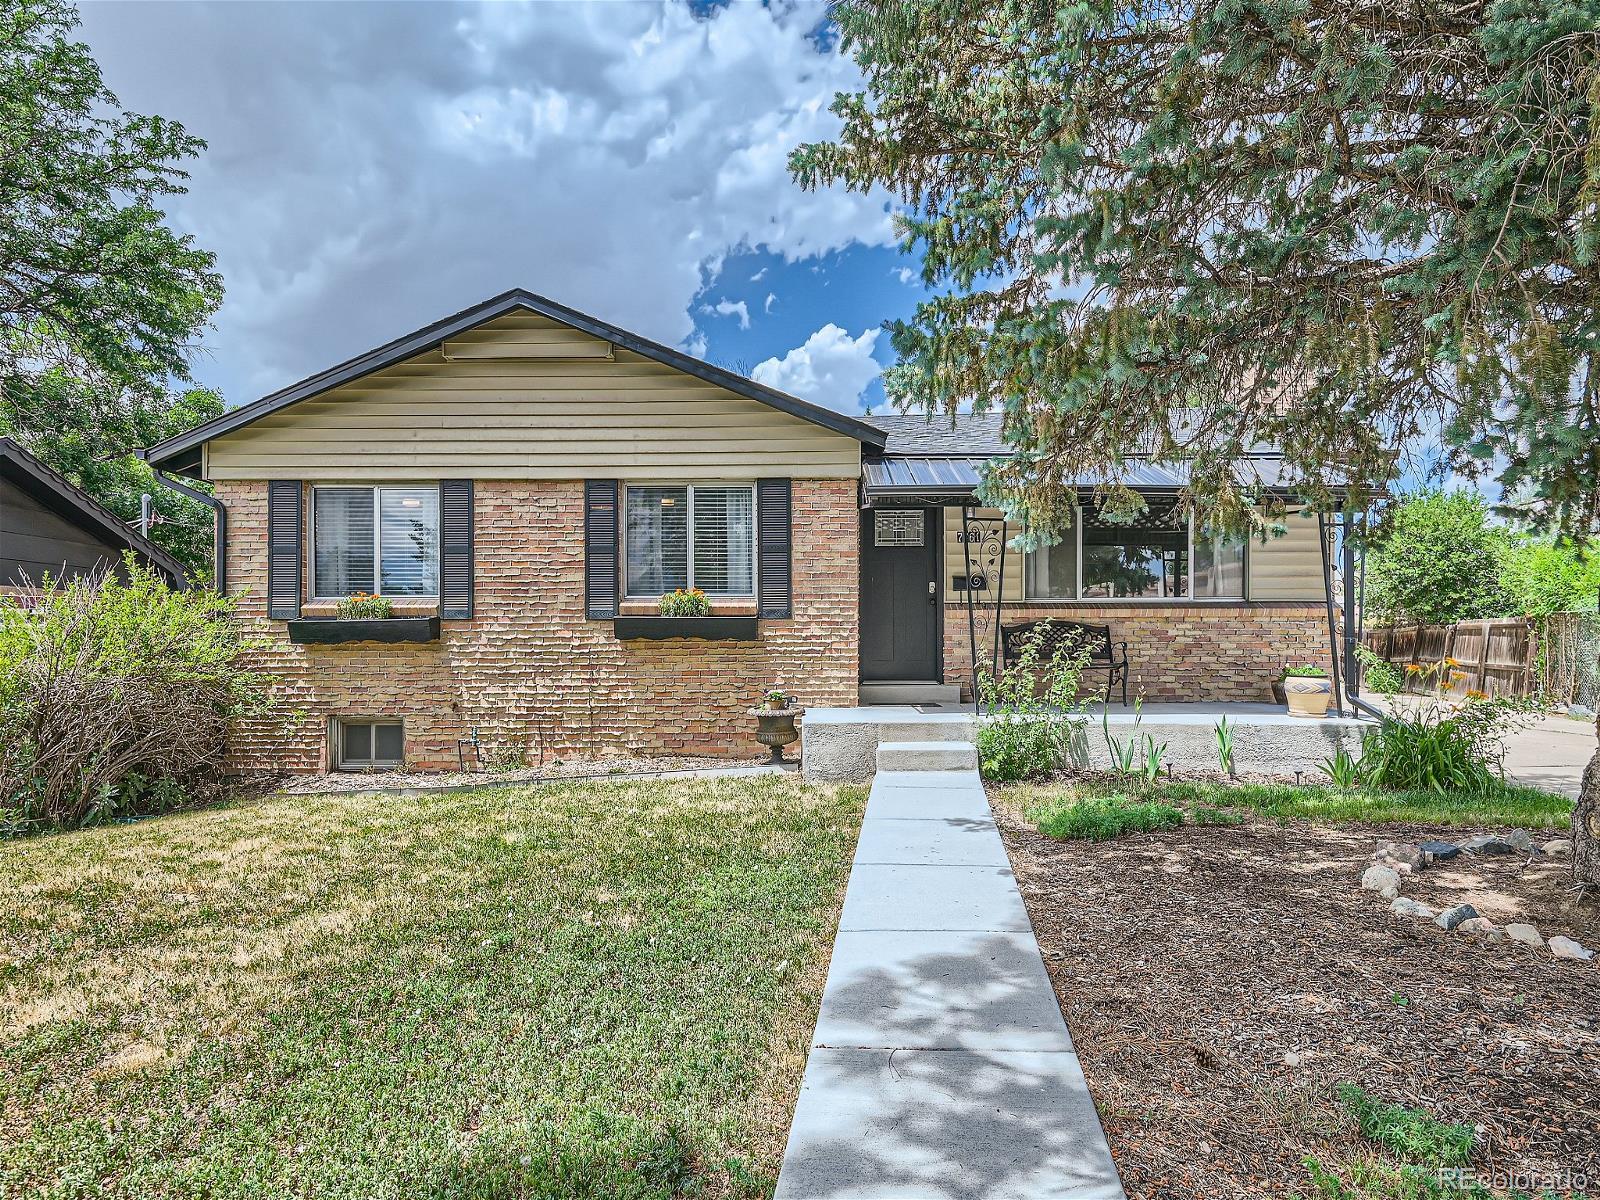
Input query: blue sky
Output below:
<box><xmin>75</xmin><ymin>0</ymin><xmax>930</xmax><ymax>417</ymax></box>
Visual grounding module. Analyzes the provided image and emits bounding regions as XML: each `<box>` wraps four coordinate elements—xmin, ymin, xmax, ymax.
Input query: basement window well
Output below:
<box><xmin>337</xmin><ymin>719</ymin><xmax>403</xmax><ymax>770</ymax></box>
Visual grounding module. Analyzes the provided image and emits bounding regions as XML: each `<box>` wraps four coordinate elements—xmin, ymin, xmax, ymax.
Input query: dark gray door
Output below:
<box><xmin>860</xmin><ymin>509</ymin><xmax>940</xmax><ymax>681</ymax></box>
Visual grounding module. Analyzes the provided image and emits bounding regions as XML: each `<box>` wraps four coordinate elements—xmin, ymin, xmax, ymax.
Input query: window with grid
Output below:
<box><xmin>312</xmin><ymin>486</ymin><xmax>440</xmax><ymax>598</ymax></box>
<box><xmin>624</xmin><ymin>484</ymin><xmax>754</xmax><ymax>597</ymax></box>
<box><xmin>337</xmin><ymin>719</ymin><xmax>403</xmax><ymax>769</ymax></box>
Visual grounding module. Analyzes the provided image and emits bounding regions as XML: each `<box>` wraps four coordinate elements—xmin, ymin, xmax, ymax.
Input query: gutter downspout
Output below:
<box><xmin>142</xmin><ymin>456</ymin><xmax>226</xmax><ymax>592</ymax></box>
<box><xmin>1317</xmin><ymin>510</ymin><xmax>1346</xmax><ymax>716</ymax></box>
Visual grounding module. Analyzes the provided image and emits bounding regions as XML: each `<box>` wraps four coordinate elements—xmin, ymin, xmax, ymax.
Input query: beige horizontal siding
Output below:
<box><xmin>941</xmin><ymin>506</ymin><xmax>1025</xmax><ymax>602</ymax></box>
<box><xmin>205</xmin><ymin>316</ymin><xmax>861</xmax><ymax>481</ymax></box>
<box><xmin>1248</xmin><ymin>509</ymin><xmax>1327</xmax><ymax>600</ymax></box>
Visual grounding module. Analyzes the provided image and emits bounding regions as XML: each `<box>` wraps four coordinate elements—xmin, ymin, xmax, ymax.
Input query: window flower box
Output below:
<box><xmin>287</xmin><ymin>616</ymin><xmax>441</xmax><ymax>645</ymax></box>
<box><xmin>612</xmin><ymin>615</ymin><xmax>760</xmax><ymax>642</ymax></box>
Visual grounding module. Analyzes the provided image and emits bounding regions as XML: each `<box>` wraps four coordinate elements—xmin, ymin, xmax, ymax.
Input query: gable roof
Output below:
<box><xmin>1</xmin><ymin>439</ymin><xmax>189</xmax><ymax>585</ymax></box>
<box><xmin>143</xmin><ymin>288</ymin><xmax>887</xmax><ymax>475</ymax></box>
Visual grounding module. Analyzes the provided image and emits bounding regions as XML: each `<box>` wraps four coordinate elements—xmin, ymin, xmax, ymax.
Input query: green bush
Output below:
<box><xmin>0</xmin><ymin>559</ymin><xmax>269</xmax><ymax>834</ymax></box>
<box><xmin>977</xmin><ymin>716</ymin><xmax>1060</xmax><ymax>782</ymax></box>
<box><xmin>1357</xmin><ymin>698</ymin><xmax>1529</xmax><ymax>794</ymax></box>
<box><xmin>976</xmin><ymin>620</ymin><xmax>1090</xmax><ymax>781</ymax></box>
<box><xmin>1336</xmin><ymin>1084</ymin><xmax>1473</xmax><ymax>1168</ymax></box>
<box><xmin>1366</xmin><ymin>492</ymin><xmax>1510</xmax><ymax>625</ymax></box>
<box><xmin>1499</xmin><ymin>536</ymin><xmax>1600</xmax><ymax>616</ymax></box>
<box><xmin>1035</xmin><ymin>794</ymin><xmax>1184</xmax><ymax>841</ymax></box>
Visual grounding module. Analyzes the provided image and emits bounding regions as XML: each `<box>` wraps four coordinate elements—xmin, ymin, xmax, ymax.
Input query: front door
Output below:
<box><xmin>860</xmin><ymin>509</ymin><xmax>940</xmax><ymax>681</ymax></box>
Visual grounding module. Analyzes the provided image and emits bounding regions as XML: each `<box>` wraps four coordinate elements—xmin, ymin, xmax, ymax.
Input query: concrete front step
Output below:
<box><xmin>875</xmin><ymin>740</ymin><xmax>978</xmax><ymax>772</ymax></box>
<box><xmin>876</xmin><ymin>716</ymin><xmax>975</xmax><ymax>742</ymax></box>
<box><xmin>859</xmin><ymin>681</ymin><xmax>964</xmax><ymax>705</ymax></box>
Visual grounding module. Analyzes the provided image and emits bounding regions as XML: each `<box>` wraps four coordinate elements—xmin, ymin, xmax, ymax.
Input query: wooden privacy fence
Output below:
<box><xmin>1364</xmin><ymin>618</ymin><xmax>1538</xmax><ymax>699</ymax></box>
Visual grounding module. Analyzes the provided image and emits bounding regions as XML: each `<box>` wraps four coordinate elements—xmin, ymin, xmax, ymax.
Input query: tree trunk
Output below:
<box><xmin>1574</xmin><ymin>714</ymin><xmax>1600</xmax><ymax>889</ymax></box>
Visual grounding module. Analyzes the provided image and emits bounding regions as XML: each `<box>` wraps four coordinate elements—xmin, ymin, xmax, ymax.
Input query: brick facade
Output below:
<box><xmin>942</xmin><ymin>602</ymin><xmax>1335</xmax><ymax>703</ymax></box>
<box><xmin>220</xmin><ymin>478</ymin><xmax>859</xmax><ymax>772</ymax></box>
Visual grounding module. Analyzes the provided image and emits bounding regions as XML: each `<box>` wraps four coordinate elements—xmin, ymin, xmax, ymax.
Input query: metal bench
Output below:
<box><xmin>1001</xmin><ymin>619</ymin><xmax>1130</xmax><ymax>706</ymax></box>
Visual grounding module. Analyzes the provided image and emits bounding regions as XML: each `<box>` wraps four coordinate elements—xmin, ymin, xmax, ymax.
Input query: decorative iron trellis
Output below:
<box><xmin>960</xmin><ymin>506</ymin><xmax>1008</xmax><ymax>715</ymax></box>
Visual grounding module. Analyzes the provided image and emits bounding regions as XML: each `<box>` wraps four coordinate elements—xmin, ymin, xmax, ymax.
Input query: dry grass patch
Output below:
<box><xmin>1</xmin><ymin>775</ymin><xmax>864</xmax><ymax>1199</ymax></box>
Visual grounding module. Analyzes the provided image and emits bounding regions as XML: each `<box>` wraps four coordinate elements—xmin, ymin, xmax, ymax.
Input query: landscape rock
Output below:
<box><xmin>1507</xmin><ymin>829</ymin><xmax>1537</xmax><ymax>854</ymax></box>
<box><xmin>1460</xmin><ymin>835</ymin><xmax>1518</xmax><ymax>856</ymax></box>
<box><xmin>1434</xmin><ymin>903</ymin><xmax>1480</xmax><ymax>931</ymax></box>
<box><xmin>1362</xmin><ymin>865</ymin><xmax>1402</xmax><ymax>900</ymax></box>
<box><xmin>1390</xmin><ymin>897</ymin><xmax>1436</xmax><ymax>919</ymax></box>
<box><xmin>1549</xmin><ymin>936</ymin><xmax>1596</xmax><ymax>962</ymax></box>
<box><xmin>1419</xmin><ymin>840</ymin><xmax>1460</xmax><ymax>861</ymax></box>
<box><xmin>1376</xmin><ymin>842</ymin><xmax>1426</xmax><ymax>872</ymax></box>
<box><xmin>1505</xmin><ymin>923</ymin><xmax>1544</xmax><ymax>948</ymax></box>
<box><xmin>1456</xmin><ymin>917</ymin><xmax>1501</xmax><ymax>940</ymax></box>
<box><xmin>1544</xmin><ymin>839</ymin><xmax>1572</xmax><ymax>855</ymax></box>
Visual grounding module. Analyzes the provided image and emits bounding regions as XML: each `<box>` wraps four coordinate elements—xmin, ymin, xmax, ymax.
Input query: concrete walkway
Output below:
<box><xmin>775</xmin><ymin>767</ymin><xmax>1125</xmax><ymax>1200</ymax></box>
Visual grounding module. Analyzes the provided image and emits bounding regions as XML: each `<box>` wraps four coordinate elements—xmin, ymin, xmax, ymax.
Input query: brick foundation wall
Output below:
<box><xmin>220</xmin><ymin>478</ymin><xmax>859</xmax><ymax>772</ymax></box>
<box><xmin>942</xmin><ymin>602</ymin><xmax>1335</xmax><ymax>703</ymax></box>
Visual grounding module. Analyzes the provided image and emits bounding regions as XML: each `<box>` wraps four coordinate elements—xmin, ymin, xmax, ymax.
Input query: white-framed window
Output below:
<box><xmin>624</xmin><ymin>483</ymin><xmax>755</xmax><ymax>597</ymax></box>
<box><xmin>336</xmin><ymin>719</ymin><xmax>403</xmax><ymax>770</ymax></box>
<box><xmin>311</xmin><ymin>485</ymin><xmax>440</xmax><ymax>599</ymax></box>
<box><xmin>1023</xmin><ymin>500</ymin><xmax>1247</xmax><ymax>601</ymax></box>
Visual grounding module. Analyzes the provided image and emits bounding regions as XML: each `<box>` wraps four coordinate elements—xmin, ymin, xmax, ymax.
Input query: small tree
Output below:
<box><xmin>1366</xmin><ymin>493</ymin><xmax>1510</xmax><ymax>626</ymax></box>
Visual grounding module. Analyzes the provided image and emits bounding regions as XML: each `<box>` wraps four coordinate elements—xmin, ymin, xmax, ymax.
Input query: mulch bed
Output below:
<box><xmin>990</xmin><ymin>797</ymin><xmax>1600</xmax><ymax>1198</ymax></box>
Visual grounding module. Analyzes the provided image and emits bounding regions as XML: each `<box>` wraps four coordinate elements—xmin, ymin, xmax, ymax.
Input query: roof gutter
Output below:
<box><xmin>144</xmin><ymin>457</ymin><xmax>226</xmax><ymax>592</ymax></box>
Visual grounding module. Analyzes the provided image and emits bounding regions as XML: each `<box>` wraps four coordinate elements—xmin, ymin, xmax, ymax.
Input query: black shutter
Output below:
<box><xmin>757</xmin><ymin>477</ymin><xmax>792</xmax><ymax>619</ymax></box>
<box><xmin>439</xmin><ymin>479</ymin><xmax>474</xmax><ymax>619</ymax></box>
<box><xmin>585</xmin><ymin>479</ymin><xmax>619</xmax><ymax>619</ymax></box>
<box><xmin>267</xmin><ymin>480</ymin><xmax>303</xmax><ymax>620</ymax></box>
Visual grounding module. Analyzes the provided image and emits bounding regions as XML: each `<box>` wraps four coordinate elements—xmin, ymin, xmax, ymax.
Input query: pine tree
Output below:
<box><xmin>794</xmin><ymin>0</ymin><xmax>1600</xmax><ymax>885</ymax></box>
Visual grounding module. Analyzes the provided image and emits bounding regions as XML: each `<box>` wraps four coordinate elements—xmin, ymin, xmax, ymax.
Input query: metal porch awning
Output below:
<box><xmin>861</xmin><ymin>454</ymin><xmax>1312</xmax><ymax>507</ymax></box>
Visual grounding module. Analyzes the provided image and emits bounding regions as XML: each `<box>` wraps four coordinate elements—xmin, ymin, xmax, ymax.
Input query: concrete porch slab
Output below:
<box><xmin>774</xmin><ymin>1047</ymin><xmax>1124</xmax><ymax>1200</ymax></box>
<box><xmin>812</xmin><ymin>929</ymin><xmax>1074</xmax><ymax>1053</ymax></box>
<box><xmin>838</xmin><ymin>862</ymin><xmax>1031</xmax><ymax>933</ymax></box>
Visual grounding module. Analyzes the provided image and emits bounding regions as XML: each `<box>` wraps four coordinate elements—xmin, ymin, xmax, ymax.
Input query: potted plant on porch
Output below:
<box><xmin>1280</xmin><ymin>665</ymin><xmax>1332</xmax><ymax>718</ymax></box>
<box><xmin>750</xmin><ymin>688</ymin><xmax>803</xmax><ymax>763</ymax></box>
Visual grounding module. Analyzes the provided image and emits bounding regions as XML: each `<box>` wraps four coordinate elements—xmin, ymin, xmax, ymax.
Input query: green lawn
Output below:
<box><xmin>1001</xmin><ymin>776</ymin><xmax>1572</xmax><ymax>835</ymax></box>
<box><xmin>0</xmin><ymin>776</ymin><xmax>866</xmax><ymax>1200</ymax></box>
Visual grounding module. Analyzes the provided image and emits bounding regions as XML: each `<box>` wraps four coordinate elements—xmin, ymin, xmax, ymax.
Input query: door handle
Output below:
<box><xmin>928</xmin><ymin>580</ymin><xmax>937</xmax><ymax>602</ymax></box>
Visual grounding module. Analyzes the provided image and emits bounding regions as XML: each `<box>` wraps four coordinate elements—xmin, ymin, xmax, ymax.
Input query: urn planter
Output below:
<box><xmin>751</xmin><ymin>705</ymin><xmax>803</xmax><ymax>764</ymax></box>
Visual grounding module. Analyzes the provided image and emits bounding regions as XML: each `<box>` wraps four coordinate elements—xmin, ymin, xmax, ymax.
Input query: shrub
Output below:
<box><xmin>1035</xmin><ymin>794</ymin><xmax>1184</xmax><ymax>841</ymax></box>
<box><xmin>334</xmin><ymin>591</ymin><xmax>392</xmax><ymax>619</ymax></box>
<box><xmin>0</xmin><ymin>560</ymin><xmax>269</xmax><ymax>834</ymax></box>
<box><xmin>1365</xmin><ymin>492</ymin><xmax>1511</xmax><ymax>626</ymax></box>
<box><xmin>1336</xmin><ymin>1084</ymin><xmax>1473</xmax><ymax>1168</ymax></box>
<box><xmin>1354</xmin><ymin>644</ymin><xmax>1404</xmax><ymax>695</ymax></box>
<box><xmin>658</xmin><ymin>588</ymin><xmax>709</xmax><ymax>616</ymax></box>
<box><xmin>976</xmin><ymin>621</ymin><xmax>1090</xmax><ymax>781</ymax></box>
<box><xmin>1357</xmin><ymin>698</ymin><xmax>1529</xmax><ymax>794</ymax></box>
<box><xmin>1282</xmin><ymin>664</ymin><xmax>1330</xmax><ymax>678</ymax></box>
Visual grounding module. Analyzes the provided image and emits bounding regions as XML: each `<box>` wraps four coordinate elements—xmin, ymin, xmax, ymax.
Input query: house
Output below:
<box><xmin>1</xmin><ymin>438</ymin><xmax>188</xmax><ymax>592</ymax></box>
<box><xmin>141</xmin><ymin>289</ymin><xmax>1346</xmax><ymax>774</ymax></box>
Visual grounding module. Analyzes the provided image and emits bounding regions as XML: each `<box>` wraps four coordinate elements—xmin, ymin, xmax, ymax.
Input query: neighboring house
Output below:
<box><xmin>1</xmin><ymin>438</ymin><xmax>187</xmax><ymax>592</ymax></box>
<box><xmin>142</xmin><ymin>289</ymin><xmax>1341</xmax><ymax>774</ymax></box>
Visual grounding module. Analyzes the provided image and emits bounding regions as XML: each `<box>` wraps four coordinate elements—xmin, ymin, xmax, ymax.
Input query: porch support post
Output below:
<box><xmin>1317</xmin><ymin>510</ymin><xmax>1347</xmax><ymax>716</ymax></box>
<box><xmin>991</xmin><ymin>514</ymin><xmax>1007</xmax><ymax>692</ymax></box>
<box><xmin>963</xmin><ymin>505</ymin><xmax>981</xmax><ymax>716</ymax></box>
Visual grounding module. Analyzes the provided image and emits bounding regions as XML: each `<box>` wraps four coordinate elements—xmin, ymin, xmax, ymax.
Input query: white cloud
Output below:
<box><xmin>700</xmin><ymin>297</ymin><xmax>750</xmax><ymax>329</ymax></box>
<box><xmin>750</xmin><ymin>266</ymin><xmax>768</xmax><ymax>282</ymax></box>
<box><xmin>76</xmin><ymin>0</ymin><xmax>895</xmax><ymax>403</ymax></box>
<box><xmin>764</xmin><ymin>292</ymin><xmax>777</xmax><ymax>314</ymax></box>
<box><xmin>894</xmin><ymin>266</ymin><xmax>917</xmax><ymax>285</ymax></box>
<box><xmin>753</xmin><ymin>323</ymin><xmax>881</xmax><ymax>411</ymax></box>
